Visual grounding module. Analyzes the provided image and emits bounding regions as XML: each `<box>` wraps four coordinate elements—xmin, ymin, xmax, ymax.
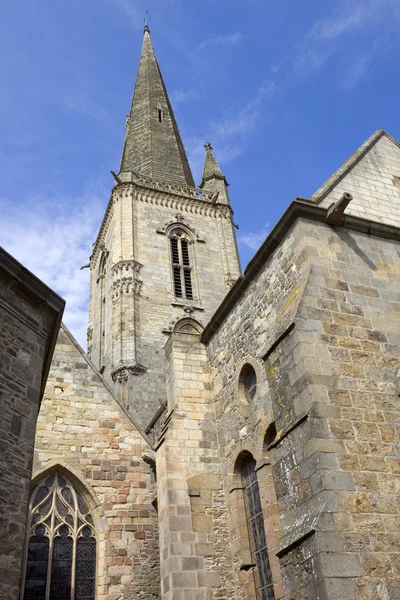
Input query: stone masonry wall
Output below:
<box><xmin>34</xmin><ymin>326</ymin><xmax>160</xmax><ymax>600</ymax></box>
<box><xmin>156</xmin><ymin>329</ymin><xmax>236</xmax><ymax>600</ymax></box>
<box><xmin>206</xmin><ymin>217</ymin><xmax>400</xmax><ymax>600</ymax></box>
<box><xmin>0</xmin><ymin>250</ymin><xmax>63</xmax><ymax>600</ymax></box>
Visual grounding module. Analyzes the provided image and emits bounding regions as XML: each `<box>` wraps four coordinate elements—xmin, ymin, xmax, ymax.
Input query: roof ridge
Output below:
<box><xmin>310</xmin><ymin>129</ymin><xmax>396</xmax><ymax>203</ymax></box>
<box><xmin>60</xmin><ymin>323</ymin><xmax>153</xmax><ymax>448</ymax></box>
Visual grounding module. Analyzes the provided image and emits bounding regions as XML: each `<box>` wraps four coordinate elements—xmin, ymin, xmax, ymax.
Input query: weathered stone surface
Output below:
<box><xmin>0</xmin><ymin>248</ymin><xmax>64</xmax><ymax>600</ymax></box>
<box><xmin>34</xmin><ymin>326</ymin><xmax>160</xmax><ymax>600</ymax></box>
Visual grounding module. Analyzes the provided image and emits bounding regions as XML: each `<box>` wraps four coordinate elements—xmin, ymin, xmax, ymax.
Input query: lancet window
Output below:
<box><xmin>241</xmin><ymin>455</ymin><xmax>275</xmax><ymax>600</ymax></box>
<box><xmin>22</xmin><ymin>472</ymin><xmax>96</xmax><ymax>600</ymax></box>
<box><xmin>170</xmin><ymin>230</ymin><xmax>194</xmax><ymax>300</ymax></box>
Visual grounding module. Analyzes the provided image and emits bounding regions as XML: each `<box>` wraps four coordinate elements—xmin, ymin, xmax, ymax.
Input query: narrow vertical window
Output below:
<box><xmin>98</xmin><ymin>251</ymin><xmax>107</xmax><ymax>369</ymax></box>
<box><xmin>22</xmin><ymin>472</ymin><xmax>96</xmax><ymax>600</ymax></box>
<box><xmin>170</xmin><ymin>234</ymin><xmax>193</xmax><ymax>300</ymax></box>
<box><xmin>242</xmin><ymin>456</ymin><xmax>275</xmax><ymax>600</ymax></box>
<box><xmin>158</xmin><ymin>108</ymin><xmax>163</xmax><ymax>122</ymax></box>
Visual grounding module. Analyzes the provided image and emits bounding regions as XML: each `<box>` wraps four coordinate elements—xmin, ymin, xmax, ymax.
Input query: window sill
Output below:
<box><xmin>171</xmin><ymin>299</ymin><xmax>204</xmax><ymax>312</ymax></box>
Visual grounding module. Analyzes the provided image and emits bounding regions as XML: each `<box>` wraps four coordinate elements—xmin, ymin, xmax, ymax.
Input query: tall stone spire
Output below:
<box><xmin>199</xmin><ymin>142</ymin><xmax>230</xmax><ymax>205</ymax></box>
<box><xmin>119</xmin><ymin>28</ymin><xmax>195</xmax><ymax>187</ymax></box>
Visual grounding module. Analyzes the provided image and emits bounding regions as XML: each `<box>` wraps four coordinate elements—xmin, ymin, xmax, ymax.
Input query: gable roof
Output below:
<box><xmin>310</xmin><ymin>129</ymin><xmax>400</xmax><ymax>204</ymax></box>
<box><xmin>59</xmin><ymin>323</ymin><xmax>153</xmax><ymax>448</ymax></box>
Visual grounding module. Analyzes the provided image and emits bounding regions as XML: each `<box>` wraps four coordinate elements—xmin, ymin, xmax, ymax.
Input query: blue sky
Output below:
<box><xmin>1</xmin><ymin>0</ymin><xmax>400</xmax><ymax>346</ymax></box>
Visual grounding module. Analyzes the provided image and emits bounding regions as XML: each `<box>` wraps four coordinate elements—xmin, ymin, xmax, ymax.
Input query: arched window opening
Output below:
<box><xmin>241</xmin><ymin>454</ymin><xmax>275</xmax><ymax>600</ymax></box>
<box><xmin>238</xmin><ymin>364</ymin><xmax>257</xmax><ymax>404</ymax></box>
<box><xmin>22</xmin><ymin>472</ymin><xmax>96</xmax><ymax>600</ymax></box>
<box><xmin>170</xmin><ymin>232</ymin><xmax>193</xmax><ymax>300</ymax></box>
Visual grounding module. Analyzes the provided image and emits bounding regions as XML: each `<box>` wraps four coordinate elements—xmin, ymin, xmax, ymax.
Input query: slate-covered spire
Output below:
<box><xmin>119</xmin><ymin>28</ymin><xmax>195</xmax><ymax>187</ymax></box>
<box><xmin>199</xmin><ymin>142</ymin><xmax>230</xmax><ymax>205</ymax></box>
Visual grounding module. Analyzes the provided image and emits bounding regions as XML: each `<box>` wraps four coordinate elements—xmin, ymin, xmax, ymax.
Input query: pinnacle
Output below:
<box><xmin>201</xmin><ymin>142</ymin><xmax>225</xmax><ymax>183</ymax></box>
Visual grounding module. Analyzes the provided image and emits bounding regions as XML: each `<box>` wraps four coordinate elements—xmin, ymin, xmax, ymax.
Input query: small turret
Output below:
<box><xmin>199</xmin><ymin>142</ymin><xmax>230</xmax><ymax>205</ymax></box>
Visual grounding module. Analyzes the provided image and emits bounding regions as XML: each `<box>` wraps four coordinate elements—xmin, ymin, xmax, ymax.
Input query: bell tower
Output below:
<box><xmin>87</xmin><ymin>26</ymin><xmax>241</xmax><ymax>427</ymax></box>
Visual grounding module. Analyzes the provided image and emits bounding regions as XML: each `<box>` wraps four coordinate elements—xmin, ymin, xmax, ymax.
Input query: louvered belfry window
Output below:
<box><xmin>171</xmin><ymin>234</ymin><xmax>193</xmax><ymax>300</ymax></box>
<box><xmin>22</xmin><ymin>472</ymin><xmax>96</xmax><ymax>600</ymax></box>
<box><xmin>242</xmin><ymin>456</ymin><xmax>275</xmax><ymax>600</ymax></box>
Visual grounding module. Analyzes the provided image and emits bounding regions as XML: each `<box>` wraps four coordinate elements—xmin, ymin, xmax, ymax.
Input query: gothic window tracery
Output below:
<box><xmin>22</xmin><ymin>472</ymin><xmax>96</xmax><ymax>600</ymax></box>
<box><xmin>241</xmin><ymin>454</ymin><xmax>275</xmax><ymax>600</ymax></box>
<box><xmin>170</xmin><ymin>229</ymin><xmax>194</xmax><ymax>300</ymax></box>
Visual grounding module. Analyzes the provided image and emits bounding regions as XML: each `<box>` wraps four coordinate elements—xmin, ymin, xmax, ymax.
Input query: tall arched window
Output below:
<box><xmin>241</xmin><ymin>455</ymin><xmax>275</xmax><ymax>600</ymax></box>
<box><xmin>22</xmin><ymin>472</ymin><xmax>96</xmax><ymax>600</ymax></box>
<box><xmin>170</xmin><ymin>230</ymin><xmax>193</xmax><ymax>300</ymax></box>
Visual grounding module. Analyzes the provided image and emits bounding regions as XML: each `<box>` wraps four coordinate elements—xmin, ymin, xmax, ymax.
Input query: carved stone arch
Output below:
<box><xmin>173</xmin><ymin>316</ymin><xmax>204</xmax><ymax>334</ymax></box>
<box><xmin>97</xmin><ymin>246</ymin><xmax>109</xmax><ymax>281</ymax></box>
<box><xmin>31</xmin><ymin>461</ymin><xmax>106</xmax><ymax>528</ymax></box>
<box><xmin>22</xmin><ymin>462</ymin><xmax>104</xmax><ymax>599</ymax></box>
<box><xmin>157</xmin><ymin>213</ymin><xmax>205</xmax><ymax>242</ymax></box>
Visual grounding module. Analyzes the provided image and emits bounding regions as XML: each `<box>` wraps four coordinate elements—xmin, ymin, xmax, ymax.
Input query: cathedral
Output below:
<box><xmin>2</xmin><ymin>22</ymin><xmax>400</xmax><ymax>600</ymax></box>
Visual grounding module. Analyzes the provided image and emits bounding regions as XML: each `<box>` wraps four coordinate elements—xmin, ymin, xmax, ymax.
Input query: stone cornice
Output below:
<box><xmin>201</xmin><ymin>198</ymin><xmax>400</xmax><ymax>344</ymax></box>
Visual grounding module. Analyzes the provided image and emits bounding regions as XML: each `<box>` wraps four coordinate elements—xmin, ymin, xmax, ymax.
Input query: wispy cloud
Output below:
<box><xmin>0</xmin><ymin>188</ymin><xmax>105</xmax><ymax>348</ymax></box>
<box><xmin>238</xmin><ymin>224</ymin><xmax>270</xmax><ymax>252</ymax></box>
<box><xmin>197</xmin><ymin>32</ymin><xmax>244</xmax><ymax>52</ymax></box>
<box><xmin>171</xmin><ymin>88</ymin><xmax>200</xmax><ymax>107</ymax></box>
<box><xmin>342</xmin><ymin>55</ymin><xmax>371</xmax><ymax>90</ymax></box>
<box><xmin>187</xmin><ymin>83</ymin><xmax>276</xmax><ymax>182</ymax></box>
<box><xmin>292</xmin><ymin>0</ymin><xmax>400</xmax><ymax>80</ymax></box>
<box><xmin>63</xmin><ymin>94</ymin><xmax>108</xmax><ymax>120</ymax></box>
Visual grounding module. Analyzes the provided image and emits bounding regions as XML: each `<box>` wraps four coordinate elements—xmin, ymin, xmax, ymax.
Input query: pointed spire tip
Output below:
<box><xmin>144</xmin><ymin>10</ymin><xmax>150</xmax><ymax>33</ymax></box>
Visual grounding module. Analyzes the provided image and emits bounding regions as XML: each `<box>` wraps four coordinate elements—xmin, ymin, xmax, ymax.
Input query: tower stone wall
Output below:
<box><xmin>88</xmin><ymin>178</ymin><xmax>240</xmax><ymax>427</ymax></box>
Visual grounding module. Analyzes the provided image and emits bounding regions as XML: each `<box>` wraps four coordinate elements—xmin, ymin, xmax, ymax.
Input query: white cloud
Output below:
<box><xmin>171</xmin><ymin>88</ymin><xmax>199</xmax><ymax>107</ymax></box>
<box><xmin>342</xmin><ymin>55</ymin><xmax>371</xmax><ymax>90</ymax></box>
<box><xmin>293</xmin><ymin>0</ymin><xmax>400</xmax><ymax>80</ymax></box>
<box><xmin>187</xmin><ymin>83</ymin><xmax>276</xmax><ymax>182</ymax></box>
<box><xmin>238</xmin><ymin>224</ymin><xmax>270</xmax><ymax>252</ymax></box>
<box><xmin>63</xmin><ymin>94</ymin><xmax>108</xmax><ymax>120</ymax></box>
<box><xmin>197</xmin><ymin>32</ymin><xmax>244</xmax><ymax>52</ymax></box>
<box><xmin>0</xmin><ymin>189</ymin><xmax>105</xmax><ymax>348</ymax></box>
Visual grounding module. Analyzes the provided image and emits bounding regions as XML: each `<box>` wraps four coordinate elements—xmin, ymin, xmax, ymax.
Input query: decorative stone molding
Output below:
<box><xmin>225</xmin><ymin>273</ymin><xmax>237</xmax><ymax>289</ymax></box>
<box><xmin>111</xmin><ymin>260</ymin><xmax>143</xmax><ymax>301</ymax></box>
<box><xmin>156</xmin><ymin>213</ymin><xmax>205</xmax><ymax>242</ymax></box>
<box><xmin>91</xmin><ymin>179</ymin><xmax>236</xmax><ymax>261</ymax></box>
<box><xmin>163</xmin><ymin>316</ymin><xmax>204</xmax><ymax>335</ymax></box>
<box><xmin>111</xmin><ymin>362</ymin><xmax>148</xmax><ymax>384</ymax></box>
<box><xmin>132</xmin><ymin>173</ymin><xmax>216</xmax><ymax>203</ymax></box>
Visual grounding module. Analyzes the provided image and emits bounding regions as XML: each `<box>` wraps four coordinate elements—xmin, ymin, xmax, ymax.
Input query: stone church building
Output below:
<box><xmin>12</xmin><ymin>24</ymin><xmax>400</xmax><ymax>600</ymax></box>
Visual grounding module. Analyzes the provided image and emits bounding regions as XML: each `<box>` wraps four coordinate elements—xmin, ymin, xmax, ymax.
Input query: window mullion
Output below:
<box><xmin>178</xmin><ymin>239</ymin><xmax>185</xmax><ymax>298</ymax></box>
<box><xmin>45</xmin><ymin>486</ymin><xmax>57</xmax><ymax>600</ymax></box>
